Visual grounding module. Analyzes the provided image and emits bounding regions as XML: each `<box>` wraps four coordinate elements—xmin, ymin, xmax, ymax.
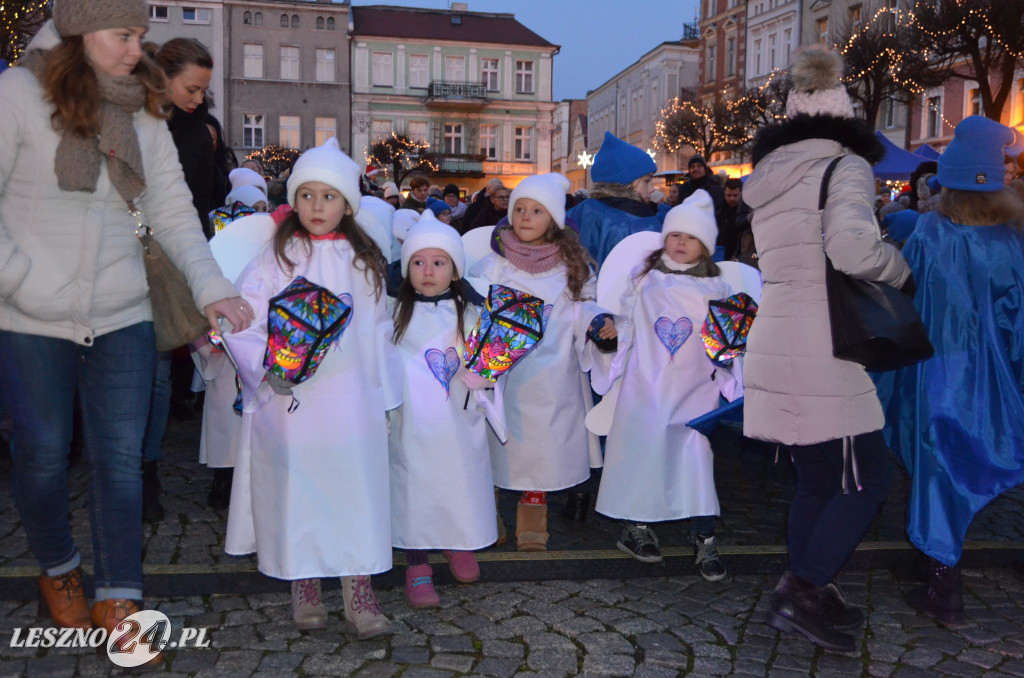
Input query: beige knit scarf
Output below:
<box><xmin>24</xmin><ymin>50</ymin><xmax>147</xmax><ymax>202</ymax></box>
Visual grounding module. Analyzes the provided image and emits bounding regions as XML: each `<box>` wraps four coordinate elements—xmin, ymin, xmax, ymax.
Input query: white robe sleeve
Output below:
<box><xmin>221</xmin><ymin>254</ymin><xmax>277</xmax><ymax>411</ymax></box>
<box><xmin>589</xmin><ymin>269</ymin><xmax>642</xmax><ymax>396</ymax></box>
<box><xmin>572</xmin><ymin>275</ymin><xmax>614</xmax><ymax>376</ymax></box>
<box><xmin>375</xmin><ymin>290</ymin><xmax>404</xmax><ymax>411</ymax></box>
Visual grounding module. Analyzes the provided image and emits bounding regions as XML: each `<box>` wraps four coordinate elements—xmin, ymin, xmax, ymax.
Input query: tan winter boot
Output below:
<box><xmin>291</xmin><ymin>578</ymin><xmax>327</xmax><ymax>630</ymax></box>
<box><xmin>341</xmin><ymin>576</ymin><xmax>393</xmax><ymax>640</ymax></box>
<box><xmin>495</xmin><ymin>488</ymin><xmax>508</xmax><ymax>546</ymax></box>
<box><xmin>516</xmin><ymin>502</ymin><xmax>548</xmax><ymax>552</ymax></box>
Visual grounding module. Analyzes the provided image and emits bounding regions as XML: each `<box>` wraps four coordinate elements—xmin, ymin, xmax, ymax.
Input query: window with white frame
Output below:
<box><xmin>481</xmin><ymin>58</ymin><xmax>500</xmax><ymax>91</ymax></box>
<box><xmin>927</xmin><ymin>95</ymin><xmax>942</xmax><ymax>138</ymax></box>
<box><xmin>883</xmin><ymin>98</ymin><xmax>896</xmax><ymax>128</ymax></box>
<box><xmin>706</xmin><ymin>44</ymin><xmax>717</xmax><ymax>81</ymax></box>
<box><xmin>279</xmin><ymin>116</ymin><xmax>300</xmax><ymax>149</ymax></box>
<box><xmin>372</xmin><ymin>52</ymin><xmax>393</xmax><ymax>87</ymax></box>
<box><xmin>315</xmin><ymin>117</ymin><xmax>336</xmax><ymax>146</ymax></box>
<box><xmin>816</xmin><ymin>17</ymin><xmax>828</xmax><ymax>44</ymax></box>
<box><xmin>409</xmin><ymin>55</ymin><xmax>429</xmax><ymax>89</ymax></box>
<box><xmin>754</xmin><ymin>39</ymin><xmax>762</xmax><ymax>75</ymax></box>
<box><xmin>784</xmin><ymin>28</ymin><xmax>792</xmax><ymax>65</ymax></box>
<box><xmin>479</xmin><ymin>124</ymin><xmax>497</xmax><ymax>159</ymax></box>
<box><xmin>326</xmin><ymin>17</ymin><xmax>335</xmax><ymax>30</ymax></box>
<box><xmin>243</xmin><ymin>44</ymin><xmax>263</xmax><ymax>79</ymax></box>
<box><xmin>243</xmin><ymin>114</ymin><xmax>264</xmax><ymax>148</ymax></box>
<box><xmin>769</xmin><ymin>34</ymin><xmax>777</xmax><ymax>69</ymax></box>
<box><xmin>445</xmin><ymin>56</ymin><xmax>465</xmax><ymax>82</ymax></box>
<box><xmin>407</xmin><ymin>121</ymin><xmax>428</xmax><ymax>144</ymax></box>
<box><xmin>515</xmin><ymin>61</ymin><xmax>534</xmax><ymax>94</ymax></box>
<box><xmin>279</xmin><ymin>14</ymin><xmax>288</xmax><ymax>28</ymax></box>
<box><xmin>182</xmin><ymin>7</ymin><xmax>211</xmax><ymax>23</ymax></box>
<box><xmin>280</xmin><ymin>46</ymin><xmax>299</xmax><ymax>81</ymax></box>
<box><xmin>726</xmin><ymin>36</ymin><xmax>736</xmax><ymax>77</ymax></box>
<box><xmin>243</xmin><ymin>11</ymin><xmax>252</xmax><ymax>24</ymax></box>
<box><xmin>290</xmin><ymin>15</ymin><xmax>299</xmax><ymax>28</ymax></box>
<box><xmin>967</xmin><ymin>86</ymin><xmax>982</xmax><ymax>116</ymax></box>
<box><xmin>254</xmin><ymin>12</ymin><xmax>262</xmax><ymax>26</ymax></box>
<box><xmin>150</xmin><ymin>6</ymin><xmax>168</xmax><ymax>22</ymax></box>
<box><xmin>315</xmin><ymin>49</ymin><xmax>335</xmax><ymax>82</ymax></box>
<box><xmin>371</xmin><ymin>119</ymin><xmax>392</xmax><ymax>142</ymax></box>
<box><xmin>316</xmin><ymin>16</ymin><xmax>324</xmax><ymax>30</ymax></box>
<box><xmin>444</xmin><ymin>123</ymin><xmax>464</xmax><ymax>154</ymax></box>
<box><xmin>514</xmin><ymin>126</ymin><xmax>532</xmax><ymax>161</ymax></box>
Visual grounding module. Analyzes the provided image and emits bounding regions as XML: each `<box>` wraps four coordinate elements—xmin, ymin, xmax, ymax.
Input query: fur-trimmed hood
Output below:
<box><xmin>743</xmin><ymin>115</ymin><xmax>884</xmax><ymax>212</ymax></box>
<box><xmin>751</xmin><ymin>114</ymin><xmax>883</xmax><ymax>167</ymax></box>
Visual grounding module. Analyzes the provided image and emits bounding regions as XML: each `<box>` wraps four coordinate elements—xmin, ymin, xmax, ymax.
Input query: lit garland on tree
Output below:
<box><xmin>365</xmin><ymin>131</ymin><xmax>438</xmax><ymax>185</ymax></box>
<box><xmin>247</xmin><ymin>145</ymin><xmax>300</xmax><ymax>179</ymax></box>
<box><xmin>1</xmin><ymin>0</ymin><xmax>50</xmax><ymax>64</ymax></box>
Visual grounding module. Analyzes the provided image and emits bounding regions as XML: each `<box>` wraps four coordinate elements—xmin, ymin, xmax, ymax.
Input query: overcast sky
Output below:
<box><xmin>350</xmin><ymin>0</ymin><xmax>703</xmax><ymax>101</ymax></box>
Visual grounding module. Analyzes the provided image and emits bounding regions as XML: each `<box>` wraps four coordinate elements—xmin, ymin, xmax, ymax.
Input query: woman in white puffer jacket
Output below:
<box><xmin>0</xmin><ymin>2</ymin><xmax>252</xmax><ymax>649</ymax></box>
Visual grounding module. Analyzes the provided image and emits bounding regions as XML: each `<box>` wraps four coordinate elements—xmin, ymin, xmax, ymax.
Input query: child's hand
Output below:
<box><xmin>461</xmin><ymin>371</ymin><xmax>493</xmax><ymax>391</ymax></box>
<box><xmin>598</xmin><ymin>316</ymin><xmax>617</xmax><ymax>340</ymax></box>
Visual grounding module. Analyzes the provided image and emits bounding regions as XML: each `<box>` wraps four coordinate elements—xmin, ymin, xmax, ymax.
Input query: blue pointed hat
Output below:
<box><xmin>591</xmin><ymin>132</ymin><xmax>657</xmax><ymax>185</ymax></box>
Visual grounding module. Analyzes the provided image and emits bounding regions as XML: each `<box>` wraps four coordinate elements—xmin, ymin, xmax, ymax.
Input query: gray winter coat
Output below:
<box><xmin>741</xmin><ymin>131</ymin><xmax>910</xmax><ymax>445</ymax></box>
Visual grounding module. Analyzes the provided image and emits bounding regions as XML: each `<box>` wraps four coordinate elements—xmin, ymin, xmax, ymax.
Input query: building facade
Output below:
<box><xmin>550</xmin><ymin>99</ymin><xmax>588</xmax><ymax>192</ymax></box>
<box><xmin>744</xmin><ymin>0</ymin><xmax>798</xmax><ymax>90</ymax></box>
<box><xmin>223</xmin><ymin>0</ymin><xmax>352</xmax><ymax>159</ymax></box>
<box><xmin>585</xmin><ymin>39</ymin><xmax>701</xmax><ymax>185</ymax></box>
<box><xmin>698</xmin><ymin>0</ymin><xmax>747</xmax><ymax>102</ymax></box>
<box><xmin>349</xmin><ymin>3</ymin><xmax>558</xmax><ymax>193</ymax></box>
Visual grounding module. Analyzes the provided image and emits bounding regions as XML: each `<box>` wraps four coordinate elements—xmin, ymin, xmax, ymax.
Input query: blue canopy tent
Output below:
<box><xmin>915</xmin><ymin>144</ymin><xmax>941</xmax><ymax>160</ymax></box>
<box><xmin>873</xmin><ymin>131</ymin><xmax>929</xmax><ymax>182</ymax></box>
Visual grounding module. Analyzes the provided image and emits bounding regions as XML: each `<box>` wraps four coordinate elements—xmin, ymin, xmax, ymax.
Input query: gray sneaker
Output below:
<box><xmin>694</xmin><ymin>534</ymin><xmax>727</xmax><ymax>581</ymax></box>
<box><xmin>617</xmin><ymin>524</ymin><xmax>663</xmax><ymax>563</ymax></box>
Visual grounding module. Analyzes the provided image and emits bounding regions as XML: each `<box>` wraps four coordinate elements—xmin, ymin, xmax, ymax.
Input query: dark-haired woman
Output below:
<box><xmin>0</xmin><ymin>2</ymin><xmax>251</xmax><ymax>651</ymax></box>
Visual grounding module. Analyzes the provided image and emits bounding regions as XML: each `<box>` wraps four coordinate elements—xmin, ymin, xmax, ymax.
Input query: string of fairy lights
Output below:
<box><xmin>1</xmin><ymin>0</ymin><xmax>49</xmax><ymax>63</ymax></box>
<box><xmin>363</xmin><ymin>131</ymin><xmax>438</xmax><ymax>181</ymax></box>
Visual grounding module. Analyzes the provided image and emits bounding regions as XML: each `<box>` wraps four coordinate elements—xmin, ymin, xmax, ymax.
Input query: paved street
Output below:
<box><xmin>1</xmin><ymin>416</ymin><xmax>1023</xmax><ymax>676</ymax></box>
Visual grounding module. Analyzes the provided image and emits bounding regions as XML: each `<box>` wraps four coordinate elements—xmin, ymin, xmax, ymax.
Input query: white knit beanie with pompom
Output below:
<box><xmin>785</xmin><ymin>45</ymin><xmax>855</xmax><ymax>119</ymax></box>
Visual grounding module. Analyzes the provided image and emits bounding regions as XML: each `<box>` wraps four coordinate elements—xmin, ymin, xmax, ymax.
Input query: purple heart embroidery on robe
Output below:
<box><xmin>654</xmin><ymin>316</ymin><xmax>692</xmax><ymax>359</ymax></box>
<box><xmin>425</xmin><ymin>347</ymin><xmax>460</xmax><ymax>399</ymax></box>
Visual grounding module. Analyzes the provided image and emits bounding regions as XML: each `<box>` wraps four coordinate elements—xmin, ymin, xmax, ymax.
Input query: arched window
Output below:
<box><xmin>326</xmin><ymin>17</ymin><xmax>336</xmax><ymax>30</ymax></box>
<box><xmin>243</xmin><ymin>11</ymin><xmax>251</xmax><ymax>24</ymax></box>
<box><xmin>254</xmin><ymin>12</ymin><xmax>263</xmax><ymax>26</ymax></box>
<box><xmin>316</xmin><ymin>16</ymin><xmax>324</xmax><ymax>30</ymax></box>
<box><xmin>291</xmin><ymin>15</ymin><xmax>299</xmax><ymax>28</ymax></box>
<box><xmin>280</xmin><ymin>14</ymin><xmax>288</xmax><ymax>28</ymax></box>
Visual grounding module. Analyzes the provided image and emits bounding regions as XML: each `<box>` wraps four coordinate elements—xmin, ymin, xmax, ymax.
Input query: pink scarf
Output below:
<box><xmin>496</xmin><ymin>226</ymin><xmax>561</xmax><ymax>274</ymax></box>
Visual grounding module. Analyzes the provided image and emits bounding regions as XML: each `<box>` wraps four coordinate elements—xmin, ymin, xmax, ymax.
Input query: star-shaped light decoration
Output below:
<box><xmin>577</xmin><ymin>150</ymin><xmax>594</xmax><ymax>168</ymax></box>
<box><xmin>647</xmin><ymin>149</ymin><xmax>657</xmax><ymax>160</ymax></box>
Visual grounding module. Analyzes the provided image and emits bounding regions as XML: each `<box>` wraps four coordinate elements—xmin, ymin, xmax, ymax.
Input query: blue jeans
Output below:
<box><xmin>786</xmin><ymin>429</ymin><xmax>892</xmax><ymax>587</ymax></box>
<box><xmin>142</xmin><ymin>351</ymin><xmax>172</xmax><ymax>462</ymax></box>
<box><xmin>0</xmin><ymin>323</ymin><xmax>155</xmax><ymax>601</ymax></box>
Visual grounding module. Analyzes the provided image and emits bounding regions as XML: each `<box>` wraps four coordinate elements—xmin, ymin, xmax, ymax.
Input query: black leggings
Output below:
<box><xmin>786</xmin><ymin>429</ymin><xmax>892</xmax><ymax>587</ymax></box>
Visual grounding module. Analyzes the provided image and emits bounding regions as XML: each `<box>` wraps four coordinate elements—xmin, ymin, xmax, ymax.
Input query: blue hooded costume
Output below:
<box><xmin>878</xmin><ymin>119</ymin><xmax>1024</xmax><ymax>567</ymax></box>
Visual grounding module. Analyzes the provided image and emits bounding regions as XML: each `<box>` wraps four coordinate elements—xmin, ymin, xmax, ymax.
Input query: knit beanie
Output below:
<box><xmin>443</xmin><ymin>183</ymin><xmax>461</xmax><ymax>198</ymax></box>
<box><xmin>937</xmin><ymin>115</ymin><xmax>1016</xmax><ymax>192</ymax></box>
<box><xmin>401</xmin><ymin>211</ymin><xmax>466</xmax><ymax>278</ymax></box>
<box><xmin>662</xmin><ymin>189</ymin><xmax>718</xmax><ymax>255</ymax></box>
<box><xmin>591</xmin><ymin>131</ymin><xmax>657</xmax><ymax>185</ymax></box>
<box><xmin>509</xmin><ymin>172</ymin><xmax>571</xmax><ymax>229</ymax></box>
<box><xmin>382</xmin><ymin>182</ymin><xmax>400</xmax><ymax>200</ymax></box>
<box><xmin>355</xmin><ymin>195</ymin><xmax>395</xmax><ymax>257</ymax></box>
<box><xmin>53</xmin><ymin>0</ymin><xmax>149</xmax><ymax>37</ymax></box>
<box><xmin>688</xmin><ymin>155</ymin><xmax>708</xmax><ymax>170</ymax></box>
<box><xmin>287</xmin><ymin>138</ymin><xmax>362</xmax><ymax>214</ymax></box>
<box><xmin>225</xmin><ymin>185</ymin><xmax>266</xmax><ymax>209</ymax></box>
<box><xmin>392</xmin><ymin>209</ymin><xmax>420</xmax><ymax>242</ymax></box>
<box><xmin>785</xmin><ymin>46</ymin><xmax>855</xmax><ymax>119</ymax></box>
<box><xmin>425</xmin><ymin>196</ymin><xmax>451</xmax><ymax>218</ymax></box>
<box><xmin>228</xmin><ymin>167</ymin><xmax>268</xmax><ymax>197</ymax></box>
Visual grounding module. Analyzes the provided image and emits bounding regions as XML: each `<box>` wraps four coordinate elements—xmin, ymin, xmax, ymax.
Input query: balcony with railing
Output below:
<box><xmin>426</xmin><ymin>152</ymin><xmax>487</xmax><ymax>177</ymax></box>
<box><xmin>425</xmin><ymin>80</ymin><xmax>489</xmax><ymax>109</ymax></box>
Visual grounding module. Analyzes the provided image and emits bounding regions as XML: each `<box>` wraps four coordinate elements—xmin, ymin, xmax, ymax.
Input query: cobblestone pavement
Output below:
<box><xmin>2</xmin><ymin>415</ymin><xmax>1024</xmax><ymax>675</ymax></box>
<box><xmin>3</xmin><ymin>568</ymin><xmax>1024</xmax><ymax>676</ymax></box>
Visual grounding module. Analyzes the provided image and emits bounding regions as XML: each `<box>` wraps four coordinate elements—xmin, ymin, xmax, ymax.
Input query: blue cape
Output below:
<box><xmin>876</xmin><ymin>211</ymin><xmax>1024</xmax><ymax>566</ymax></box>
<box><xmin>566</xmin><ymin>198</ymin><xmax>665</xmax><ymax>267</ymax></box>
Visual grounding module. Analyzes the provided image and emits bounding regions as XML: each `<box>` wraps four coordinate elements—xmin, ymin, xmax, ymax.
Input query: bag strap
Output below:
<box><xmin>818</xmin><ymin>156</ymin><xmax>845</xmax><ymax>211</ymax></box>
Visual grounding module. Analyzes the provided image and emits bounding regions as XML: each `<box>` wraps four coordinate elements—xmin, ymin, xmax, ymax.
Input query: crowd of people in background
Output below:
<box><xmin>1</xmin><ymin>5</ymin><xmax>1022</xmax><ymax>665</ymax></box>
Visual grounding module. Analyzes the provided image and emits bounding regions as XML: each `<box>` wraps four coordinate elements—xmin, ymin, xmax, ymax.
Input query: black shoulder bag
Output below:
<box><xmin>820</xmin><ymin>156</ymin><xmax>934</xmax><ymax>372</ymax></box>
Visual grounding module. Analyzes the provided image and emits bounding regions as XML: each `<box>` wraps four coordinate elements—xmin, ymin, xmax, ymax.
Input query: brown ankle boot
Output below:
<box><xmin>38</xmin><ymin>568</ymin><xmax>91</xmax><ymax>629</ymax></box>
<box><xmin>91</xmin><ymin>599</ymin><xmax>164</xmax><ymax>668</ymax></box>
<box><xmin>516</xmin><ymin>502</ymin><xmax>548</xmax><ymax>552</ymax></box>
<box><xmin>495</xmin><ymin>488</ymin><xmax>508</xmax><ymax>546</ymax></box>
